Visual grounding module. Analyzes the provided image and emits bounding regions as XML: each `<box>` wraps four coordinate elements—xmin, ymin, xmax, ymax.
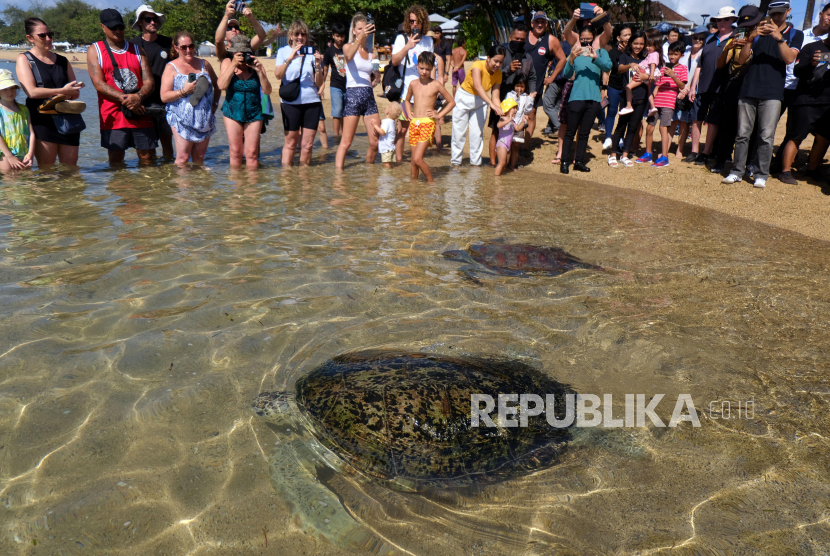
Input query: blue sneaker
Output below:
<box><xmin>635</xmin><ymin>152</ymin><xmax>653</xmax><ymax>164</ymax></box>
<box><xmin>651</xmin><ymin>156</ymin><xmax>669</xmax><ymax>167</ymax></box>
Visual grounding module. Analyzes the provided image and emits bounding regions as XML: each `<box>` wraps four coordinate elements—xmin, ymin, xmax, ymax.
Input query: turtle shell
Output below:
<box><xmin>295</xmin><ymin>350</ymin><xmax>575</xmax><ymax>488</ymax></box>
<box><xmin>443</xmin><ymin>243</ymin><xmax>601</xmax><ymax>276</ymax></box>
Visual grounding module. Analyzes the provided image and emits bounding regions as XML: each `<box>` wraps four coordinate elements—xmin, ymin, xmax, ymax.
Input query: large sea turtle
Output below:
<box><xmin>442</xmin><ymin>242</ymin><xmax>602</xmax><ymax>278</ymax></box>
<box><xmin>252</xmin><ymin>350</ymin><xmax>577</xmax><ymax>550</ymax></box>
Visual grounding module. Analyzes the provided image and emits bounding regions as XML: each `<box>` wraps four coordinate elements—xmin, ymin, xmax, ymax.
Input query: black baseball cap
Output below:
<box><xmin>100</xmin><ymin>9</ymin><xmax>125</xmax><ymax>28</ymax></box>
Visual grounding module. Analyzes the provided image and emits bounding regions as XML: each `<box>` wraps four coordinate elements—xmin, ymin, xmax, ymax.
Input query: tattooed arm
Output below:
<box><xmin>87</xmin><ymin>45</ymin><xmax>126</xmax><ymax>103</ymax></box>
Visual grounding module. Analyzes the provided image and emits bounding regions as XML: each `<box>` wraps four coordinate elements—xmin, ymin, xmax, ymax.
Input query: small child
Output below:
<box><xmin>373</xmin><ymin>103</ymin><xmax>402</xmax><ymax>168</ymax></box>
<box><xmin>505</xmin><ymin>76</ymin><xmax>534</xmax><ymax>170</ymax></box>
<box><xmin>0</xmin><ymin>70</ymin><xmax>35</xmax><ymax>172</ymax></box>
<box><xmin>648</xmin><ymin>41</ymin><xmax>688</xmax><ymax>167</ymax></box>
<box><xmin>494</xmin><ymin>98</ymin><xmax>527</xmax><ymax>176</ymax></box>
<box><xmin>403</xmin><ymin>52</ymin><xmax>455</xmax><ymax>183</ymax></box>
<box><xmin>619</xmin><ymin>36</ymin><xmax>662</xmax><ymax>116</ymax></box>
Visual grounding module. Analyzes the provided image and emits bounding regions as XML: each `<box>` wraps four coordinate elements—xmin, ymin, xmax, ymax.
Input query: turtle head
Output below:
<box><xmin>441</xmin><ymin>249</ymin><xmax>469</xmax><ymax>263</ymax></box>
<box><xmin>253</xmin><ymin>391</ymin><xmax>296</xmax><ymax>419</ymax></box>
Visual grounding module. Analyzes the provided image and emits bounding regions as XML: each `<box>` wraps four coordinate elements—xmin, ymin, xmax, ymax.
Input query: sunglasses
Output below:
<box><xmin>142</xmin><ymin>16</ymin><xmax>160</xmax><ymax>23</ymax></box>
<box><xmin>108</xmin><ymin>25</ymin><xmax>126</xmax><ymax>32</ymax></box>
<box><xmin>177</xmin><ymin>43</ymin><xmax>195</xmax><ymax>50</ymax></box>
<box><xmin>34</xmin><ymin>31</ymin><xmax>55</xmax><ymax>39</ymax></box>
<box><xmin>295</xmin><ymin>32</ymin><xmax>307</xmax><ymax>36</ymax></box>
<box><xmin>227</xmin><ymin>25</ymin><xmax>240</xmax><ymax>31</ymax></box>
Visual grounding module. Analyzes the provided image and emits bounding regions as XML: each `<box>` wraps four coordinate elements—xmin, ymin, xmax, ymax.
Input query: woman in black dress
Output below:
<box><xmin>15</xmin><ymin>18</ymin><xmax>84</xmax><ymax>167</ymax></box>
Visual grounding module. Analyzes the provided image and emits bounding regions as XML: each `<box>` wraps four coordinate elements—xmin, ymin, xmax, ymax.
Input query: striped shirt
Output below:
<box><xmin>653</xmin><ymin>63</ymin><xmax>687</xmax><ymax>109</ymax></box>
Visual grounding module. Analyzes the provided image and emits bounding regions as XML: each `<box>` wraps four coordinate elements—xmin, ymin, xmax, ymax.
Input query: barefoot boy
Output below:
<box><xmin>403</xmin><ymin>52</ymin><xmax>455</xmax><ymax>182</ymax></box>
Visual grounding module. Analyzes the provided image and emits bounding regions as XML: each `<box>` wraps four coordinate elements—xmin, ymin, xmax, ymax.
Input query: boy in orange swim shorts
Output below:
<box><xmin>403</xmin><ymin>52</ymin><xmax>455</xmax><ymax>183</ymax></box>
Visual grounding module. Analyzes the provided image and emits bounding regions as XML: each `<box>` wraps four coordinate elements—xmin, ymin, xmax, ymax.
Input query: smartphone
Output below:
<box><xmin>187</xmin><ymin>73</ymin><xmax>196</xmax><ymax>83</ymax></box>
<box><xmin>819</xmin><ymin>52</ymin><xmax>830</xmax><ymax>63</ymax></box>
<box><xmin>366</xmin><ymin>14</ymin><xmax>375</xmax><ymax>51</ymax></box>
<box><xmin>411</xmin><ymin>26</ymin><xmax>420</xmax><ymax>36</ymax></box>
<box><xmin>734</xmin><ymin>27</ymin><xmax>746</xmax><ymax>40</ymax></box>
<box><xmin>233</xmin><ymin>1</ymin><xmax>245</xmax><ymax>13</ymax></box>
<box><xmin>580</xmin><ymin>2</ymin><xmax>597</xmax><ymax>19</ymax></box>
<box><xmin>300</xmin><ymin>46</ymin><xmax>315</xmax><ymax>55</ymax></box>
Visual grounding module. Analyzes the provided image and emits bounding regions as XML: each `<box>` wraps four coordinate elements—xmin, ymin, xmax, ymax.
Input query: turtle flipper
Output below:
<box><xmin>256</xmin><ymin>393</ymin><xmax>394</xmax><ymax>554</ymax></box>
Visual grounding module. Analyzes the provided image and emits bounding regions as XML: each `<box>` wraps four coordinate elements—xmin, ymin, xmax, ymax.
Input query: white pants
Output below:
<box><xmin>451</xmin><ymin>89</ymin><xmax>489</xmax><ymax>166</ymax></box>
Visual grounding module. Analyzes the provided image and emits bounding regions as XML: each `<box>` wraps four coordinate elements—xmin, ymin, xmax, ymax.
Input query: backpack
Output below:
<box><xmin>382</xmin><ymin>35</ymin><xmax>410</xmax><ymax>102</ymax></box>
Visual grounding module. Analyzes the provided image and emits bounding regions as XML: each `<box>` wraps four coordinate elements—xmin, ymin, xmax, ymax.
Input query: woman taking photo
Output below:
<box><xmin>391</xmin><ymin>5</ymin><xmax>441</xmax><ymax>161</ymax></box>
<box><xmin>15</xmin><ymin>17</ymin><xmax>84</xmax><ymax>167</ymax></box>
<box><xmin>608</xmin><ymin>31</ymin><xmax>650</xmax><ymax>168</ymax></box>
<box><xmin>450</xmin><ymin>44</ymin><xmax>505</xmax><ymax>166</ymax></box>
<box><xmin>160</xmin><ymin>31</ymin><xmax>220</xmax><ymax>165</ymax></box>
<box><xmin>218</xmin><ymin>35</ymin><xmax>271</xmax><ymax>168</ymax></box>
<box><xmin>335</xmin><ymin>13</ymin><xmax>381</xmax><ymax>169</ymax></box>
<box><xmin>275</xmin><ymin>20</ymin><xmax>325</xmax><ymax>167</ymax></box>
<box><xmin>559</xmin><ymin>25</ymin><xmax>611</xmax><ymax>174</ymax></box>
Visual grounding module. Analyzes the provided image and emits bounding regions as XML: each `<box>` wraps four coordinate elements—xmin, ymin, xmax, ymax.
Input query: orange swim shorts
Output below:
<box><xmin>408</xmin><ymin>117</ymin><xmax>435</xmax><ymax>147</ymax></box>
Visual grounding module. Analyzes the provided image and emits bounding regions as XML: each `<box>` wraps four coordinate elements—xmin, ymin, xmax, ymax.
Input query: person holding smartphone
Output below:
<box><xmin>275</xmin><ymin>20</ymin><xmax>325</xmax><ymax>167</ymax></box>
<box><xmin>159</xmin><ymin>31</ymin><xmax>220</xmax><ymax>165</ymax></box>
<box><xmin>391</xmin><ymin>5</ymin><xmax>443</xmax><ymax>161</ymax></box>
<box><xmin>214</xmin><ymin>0</ymin><xmax>267</xmax><ymax>61</ymax></box>
<box><xmin>335</xmin><ymin>13</ymin><xmax>382</xmax><ymax>169</ymax></box>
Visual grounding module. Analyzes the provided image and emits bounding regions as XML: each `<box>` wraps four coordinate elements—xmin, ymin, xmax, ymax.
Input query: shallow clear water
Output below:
<box><xmin>1</xmin><ymin>65</ymin><xmax>830</xmax><ymax>555</ymax></box>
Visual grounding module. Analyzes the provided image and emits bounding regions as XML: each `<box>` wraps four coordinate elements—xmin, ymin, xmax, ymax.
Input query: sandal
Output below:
<box><xmin>607</xmin><ymin>154</ymin><xmax>618</xmax><ymax>168</ymax></box>
<box><xmin>38</xmin><ymin>94</ymin><xmax>66</xmax><ymax>114</ymax></box>
<box><xmin>55</xmin><ymin>100</ymin><xmax>86</xmax><ymax>114</ymax></box>
<box><xmin>620</xmin><ymin>156</ymin><xmax>634</xmax><ymax>168</ymax></box>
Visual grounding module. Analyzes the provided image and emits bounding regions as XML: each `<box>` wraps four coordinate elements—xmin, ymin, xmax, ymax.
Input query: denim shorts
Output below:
<box><xmin>330</xmin><ymin>87</ymin><xmax>345</xmax><ymax>119</ymax></box>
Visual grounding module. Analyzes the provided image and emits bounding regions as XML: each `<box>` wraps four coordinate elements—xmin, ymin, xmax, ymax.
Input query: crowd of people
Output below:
<box><xmin>0</xmin><ymin>2</ymin><xmax>828</xmax><ymax>188</ymax></box>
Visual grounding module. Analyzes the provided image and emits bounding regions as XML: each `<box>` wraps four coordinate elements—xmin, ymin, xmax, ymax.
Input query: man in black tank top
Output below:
<box><xmin>525</xmin><ymin>11</ymin><xmax>567</xmax><ymax>144</ymax></box>
<box><xmin>130</xmin><ymin>5</ymin><xmax>174</xmax><ymax>159</ymax></box>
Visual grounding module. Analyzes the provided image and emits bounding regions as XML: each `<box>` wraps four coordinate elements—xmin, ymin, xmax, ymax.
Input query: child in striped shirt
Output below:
<box><xmin>648</xmin><ymin>41</ymin><xmax>688</xmax><ymax>167</ymax></box>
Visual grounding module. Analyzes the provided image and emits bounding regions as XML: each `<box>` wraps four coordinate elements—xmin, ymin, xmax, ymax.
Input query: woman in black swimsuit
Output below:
<box><xmin>15</xmin><ymin>18</ymin><xmax>85</xmax><ymax>167</ymax></box>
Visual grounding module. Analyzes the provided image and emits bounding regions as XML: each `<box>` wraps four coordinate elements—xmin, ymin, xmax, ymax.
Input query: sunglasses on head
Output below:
<box><xmin>142</xmin><ymin>16</ymin><xmax>160</xmax><ymax>23</ymax></box>
<box><xmin>34</xmin><ymin>31</ymin><xmax>55</xmax><ymax>39</ymax></box>
<box><xmin>108</xmin><ymin>25</ymin><xmax>126</xmax><ymax>32</ymax></box>
<box><xmin>178</xmin><ymin>43</ymin><xmax>195</xmax><ymax>50</ymax></box>
<box><xmin>227</xmin><ymin>25</ymin><xmax>240</xmax><ymax>31</ymax></box>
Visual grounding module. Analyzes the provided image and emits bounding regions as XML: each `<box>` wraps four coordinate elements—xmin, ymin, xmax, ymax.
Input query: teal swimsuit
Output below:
<box><xmin>221</xmin><ymin>73</ymin><xmax>262</xmax><ymax>124</ymax></box>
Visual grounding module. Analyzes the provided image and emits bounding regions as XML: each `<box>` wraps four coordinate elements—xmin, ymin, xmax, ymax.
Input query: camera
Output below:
<box><xmin>241</xmin><ymin>52</ymin><xmax>255</xmax><ymax>65</ymax></box>
<box><xmin>300</xmin><ymin>46</ymin><xmax>315</xmax><ymax>55</ymax></box>
<box><xmin>233</xmin><ymin>1</ymin><xmax>245</xmax><ymax>13</ymax></box>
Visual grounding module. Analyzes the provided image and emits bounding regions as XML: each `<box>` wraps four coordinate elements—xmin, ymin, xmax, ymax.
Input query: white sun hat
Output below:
<box><xmin>712</xmin><ymin>6</ymin><xmax>737</xmax><ymax>19</ymax></box>
<box><xmin>132</xmin><ymin>4</ymin><xmax>166</xmax><ymax>29</ymax></box>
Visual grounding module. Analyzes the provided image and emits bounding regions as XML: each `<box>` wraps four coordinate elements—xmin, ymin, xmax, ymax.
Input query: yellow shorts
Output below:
<box><xmin>381</xmin><ymin>151</ymin><xmax>395</xmax><ymax>163</ymax></box>
<box><xmin>408</xmin><ymin>117</ymin><xmax>435</xmax><ymax>147</ymax></box>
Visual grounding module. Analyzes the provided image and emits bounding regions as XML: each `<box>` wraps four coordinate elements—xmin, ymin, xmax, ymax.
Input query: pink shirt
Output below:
<box><xmin>653</xmin><ymin>64</ymin><xmax>688</xmax><ymax>108</ymax></box>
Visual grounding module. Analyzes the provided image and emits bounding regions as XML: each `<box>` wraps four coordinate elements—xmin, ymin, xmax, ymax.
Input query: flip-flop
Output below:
<box><xmin>55</xmin><ymin>100</ymin><xmax>86</xmax><ymax>114</ymax></box>
<box><xmin>189</xmin><ymin>75</ymin><xmax>210</xmax><ymax>107</ymax></box>
<box><xmin>39</xmin><ymin>94</ymin><xmax>66</xmax><ymax>113</ymax></box>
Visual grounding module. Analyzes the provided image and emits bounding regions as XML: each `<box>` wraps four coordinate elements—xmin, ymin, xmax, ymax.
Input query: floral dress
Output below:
<box><xmin>0</xmin><ymin>103</ymin><xmax>30</xmax><ymax>158</ymax></box>
<box><xmin>165</xmin><ymin>61</ymin><xmax>216</xmax><ymax>143</ymax></box>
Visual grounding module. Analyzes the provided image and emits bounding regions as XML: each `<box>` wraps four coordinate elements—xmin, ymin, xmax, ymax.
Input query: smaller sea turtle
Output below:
<box><xmin>442</xmin><ymin>242</ymin><xmax>601</xmax><ymax>279</ymax></box>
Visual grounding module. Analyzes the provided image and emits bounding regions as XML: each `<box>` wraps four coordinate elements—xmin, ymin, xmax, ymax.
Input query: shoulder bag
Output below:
<box><xmin>279</xmin><ymin>54</ymin><xmax>306</xmax><ymax>102</ymax></box>
<box><xmin>24</xmin><ymin>52</ymin><xmax>86</xmax><ymax>135</ymax></box>
<box><xmin>382</xmin><ymin>35</ymin><xmax>409</xmax><ymax>102</ymax></box>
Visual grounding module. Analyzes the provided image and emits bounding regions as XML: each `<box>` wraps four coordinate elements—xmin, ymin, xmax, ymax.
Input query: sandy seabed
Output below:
<box><xmin>2</xmin><ymin>48</ymin><xmax>829</xmax><ymax>243</ymax></box>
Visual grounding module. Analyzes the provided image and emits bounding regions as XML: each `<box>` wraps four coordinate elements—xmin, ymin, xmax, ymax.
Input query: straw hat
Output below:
<box><xmin>0</xmin><ymin>69</ymin><xmax>19</xmax><ymax>91</ymax></box>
